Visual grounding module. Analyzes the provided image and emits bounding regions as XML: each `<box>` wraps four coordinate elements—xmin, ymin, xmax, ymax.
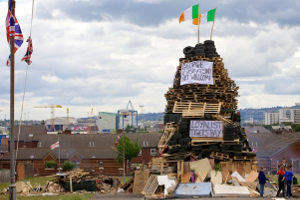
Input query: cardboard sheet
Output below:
<box><xmin>133</xmin><ymin>170</ymin><xmax>150</xmax><ymax>194</ymax></box>
<box><xmin>245</xmin><ymin>171</ymin><xmax>258</xmax><ymax>182</ymax></box>
<box><xmin>189</xmin><ymin>158</ymin><xmax>212</xmax><ymax>181</ymax></box>
<box><xmin>181</xmin><ymin>172</ymin><xmax>191</xmax><ymax>183</ymax></box>
<box><xmin>231</xmin><ymin>171</ymin><xmax>246</xmax><ymax>182</ymax></box>
<box><xmin>209</xmin><ymin>170</ymin><xmax>222</xmax><ymax>184</ymax></box>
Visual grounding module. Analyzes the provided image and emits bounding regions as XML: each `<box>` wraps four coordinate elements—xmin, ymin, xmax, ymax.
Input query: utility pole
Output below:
<box><xmin>123</xmin><ymin>133</ymin><xmax>125</xmax><ymax>184</ymax></box>
<box><xmin>9</xmin><ymin>0</ymin><xmax>17</xmax><ymax>199</ymax></box>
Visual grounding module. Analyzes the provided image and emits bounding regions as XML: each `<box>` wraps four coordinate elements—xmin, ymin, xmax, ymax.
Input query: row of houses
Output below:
<box><xmin>0</xmin><ymin>125</ymin><xmax>160</xmax><ymax>179</ymax></box>
<box><xmin>246</xmin><ymin>126</ymin><xmax>300</xmax><ymax>173</ymax></box>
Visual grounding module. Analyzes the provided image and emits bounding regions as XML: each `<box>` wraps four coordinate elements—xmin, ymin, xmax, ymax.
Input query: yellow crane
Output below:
<box><xmin>34</xmin><ymin>104</ymin><xmax>62</xmax><ymax>131</ymax></box>
<box><xmin>87</xmin><ymin>108</ymin><xmax>93</xmax><ymax>133</ymax></box>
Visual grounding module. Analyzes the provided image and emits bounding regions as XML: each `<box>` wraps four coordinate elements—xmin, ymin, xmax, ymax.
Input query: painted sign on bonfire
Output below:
<box><xmin>181</xmin><ymin>61</ymin><xmax>213</xmax><ymax>85</ymax></box>
<box><xmin>190</xmin><ymin>120</ymin><xmax>222</xmax><ymax>138</ymax></box>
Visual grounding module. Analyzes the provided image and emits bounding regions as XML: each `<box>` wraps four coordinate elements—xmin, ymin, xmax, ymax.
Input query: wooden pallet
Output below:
<box><xmin>191</xmin><ymin>138</ymin><xmax>239</xmax><ymax>146</ymax></box>
<box><xmin>142</xmin><ymin>174</ymin><xmax>158</xmax><ymax>195</ymax></box>
<box><xmin>173</xmin><ymin>101</ymin><xmax>222</xmax><ymax>118</ymax></box>
<box><xmin>157</xmin><ymin>123</ymin><xmax>177</xmax><ymax>154</ymax></box>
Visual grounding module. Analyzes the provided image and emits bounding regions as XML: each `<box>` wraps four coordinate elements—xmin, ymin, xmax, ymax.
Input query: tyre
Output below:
<box><xmin>163</xmin><ymin>114</ymin><xmax>170</xmax><ymax>124</ymax></box>
<box><xmin>204</xmin><ymin>40</ymin><xmax>214</xmax><ymax>45</ymax></box>
<box><xmin>206</xmin><ymin>54</ymin><xmax>216</xmax><ymax>58</ymax></box>
<box><xmin>167</xmin><ymin>146</ymin><xmax>179</xmax><ymax>154</ymax></box>
<box><xmin>219</xmin><ymin>144</ymin><xmax>230</xmax><ymax>150</ymax></box>
<box><xmin>231</xmin><ymin>144</ymin><xmax>243</xmax><ymax>152</ymax></box>
<box><xmin>195</xmin><ymin>43</ymin><xmax>205</xmax><ymax>49</ymax></box>
<box><xmin>192</xmin><ymin>146</ymin><xmax>202</xmax><ymax>152</ymax></box>
<box><xmin>167</xmin><ymin>140</ymin><xmax>177</xmax><ymax>146</ymax></box>
<box><xmin>181</xmin><ymin>144</ymin><xmax>191</xmax><ymax>150</ymax></box>
<box><xmin>185</xmin><ymin>53</ymin><xmax>194</xmax><ymax>58</ymax></box>
<box><xmin>171</xmin><ymin>134</ymin><xmax>182</xmax><ymax>140</ymax></box>
<box><xmin>179</xmin><ymin>58</ymin><xmax>185</xmax><ymax>62</ymax></box>
<box><xmin>224</xmin><ymin>124</ymin><xmax>235</xmax><ymax>132</ymax></box>
<box><xmin>169</xmin><ymin>113</ymin><xmax>182</xmax><ymax>124</ymax></box>
<box><xmin>199</xmin><ymin>152</ymin><xmax>210</xmax><ymax>159</ymax></box>
<box><xmin>183</xmin><ymin>46</ymin><xmax>194</xmax><ymax>54</ymax></box>
<box><xmin>194</xmin><ymin>53</ymin><xmax>205</xmax><ymax>56</ymax></box>
<box><xmin>178</xmin><ymin>137</ymin><xmax>190</xmax><ymax>144</ymax></box>
<box><xmin>178</xmin><ymin>149</ymin><xmax>188</xmax><ymax>153</ymax></box>
<box><xmin>194</xmin><ymin>49</ymin><xmax>205</xmax><ymax>53</ymax></box>
<box><xmin>205</xmin><ymin>47</ymin><xmax>216</xmax><ymax>51</ymax></box>
<box><xmin>204</xmin><ymin>114</ymin><xmax>212</xmax><ymax>120</ymax></box>
<box><xmin>205</xmin><ymin>51</ymin><xmax>215</xmax><ymax>54</ymax></box>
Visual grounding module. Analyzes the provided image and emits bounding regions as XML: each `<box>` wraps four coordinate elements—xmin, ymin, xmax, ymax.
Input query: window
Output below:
<box><xmin>71</xmin><ymin>161</ymin><xmax>80</xmax><ymax>169</ymax></box>
<box><xmin>99</xmin><ymin>161</ymin><xmax>104</xmax><ymax>168</ymax></box>
<box><xmin>150</xmin><ymin>148</ymin><xmax>157</xmax><ymax>156</ymax></box>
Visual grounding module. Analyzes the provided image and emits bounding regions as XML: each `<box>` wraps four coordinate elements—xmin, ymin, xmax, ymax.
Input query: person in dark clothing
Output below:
<box><xmin>282</xmin><ymin>166</ymin><xmax>296</xmax><ymax>198</ymax></box>
<box><xmin>276</xmin><ymin>166</ymin><xmax>285</xmax><ymax>197</ymax></box>
<box><xmin>278</xmin><ymin>158</ymin><xmax>292</xmax><ymax>171</ymax></box>
<box><xmin>258</xmin><ymin>167</ymin><xmax>269</xmax><ymax>197</ymax></box>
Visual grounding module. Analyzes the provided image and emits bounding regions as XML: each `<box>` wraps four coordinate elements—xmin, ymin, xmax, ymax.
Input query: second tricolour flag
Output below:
<box><xmin>179</xmin><ymin>5</ymin><xmax>216</xmax><ymax>25</ymax></box>
<box><xmin>51</xmin><ymin>141</ymin><xmax>59</xmax><ymax>150</ymax></box>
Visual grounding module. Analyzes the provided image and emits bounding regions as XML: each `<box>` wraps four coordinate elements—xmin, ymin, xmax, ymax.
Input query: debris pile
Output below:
<box><xmin>55</xmin><ymin>169</ymin><xmax>118</xmax><ymax>193</ymax></box>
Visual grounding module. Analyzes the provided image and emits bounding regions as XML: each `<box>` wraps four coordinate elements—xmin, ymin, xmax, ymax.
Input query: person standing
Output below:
<box><xmin>276</xmin><ymin>166</ymin><xmax>285</xmax><ymax>197</ymax></box>
<box><xmin>278</xmin><ymin>158</ymin><xmax>292</xmax><ymax>170</ymax></box>
<box><xmin>258</xmin><ymin>167</ymin><xmax>269</xmax><ymax>197</ymax></box>
<box><xmin>282</xmin><ymin>166</ymin><xmax>296</xmax><ymax>198</ymax></box>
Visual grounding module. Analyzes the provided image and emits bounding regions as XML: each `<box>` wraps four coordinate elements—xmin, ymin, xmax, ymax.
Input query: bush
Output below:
<box><xmin>62</xmin><ymin>161</ymin><xmax>76</xmax><ymax>171</ymax></box>
<box><xmin>45</xmin><ymin>160</ymin><xmax>57</xmax><ymax>169</ymax></box>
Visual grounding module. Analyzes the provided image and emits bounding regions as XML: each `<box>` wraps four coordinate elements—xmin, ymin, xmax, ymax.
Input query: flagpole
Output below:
<box><xmin>58</xmin><ymin>139</ymin><xmax>61</xmax><ymax>174</ymax></box>
<box><xmin>210</xmin><ymin>8</ymin><xmax>217</xmax><ymax>40</ymax></box>
<box><xmin>123</xmin><ymin>133</ymin><xmax>125</xmax><ymax>184</ymax></box>
<box><xmin>197</xmin><ymin>3</ymin><xmax>200</xmax><ymax>44</ymax></box>
<box><xmin>9</xmin><ymin>0</ymin><xmax>17</xmax><ymax>198</ymax></box>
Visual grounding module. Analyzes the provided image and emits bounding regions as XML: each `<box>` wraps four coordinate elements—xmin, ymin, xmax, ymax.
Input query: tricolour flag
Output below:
<box><xmin>193</xmin><ymin>8</ymin><xmax>216</xmax><ymax>25</ymax></box>
<box><xmin>179</xmin><ymin>4</ymin><xmax>199</xmax><ymax>23</ymax></box>
<box><xmin>51</xmin><ymin>141</ymin><xmax>59</xmax><ymax>150</ymax></box>
<box><xmin>21</xmin><ymin>37</ymin><xmax>33</xmax><ymax>65</ymax></box>
<box><xmin>6</xmin><ymin>0</ymin><xmax>23</xmax><ymax>67</ymax></box>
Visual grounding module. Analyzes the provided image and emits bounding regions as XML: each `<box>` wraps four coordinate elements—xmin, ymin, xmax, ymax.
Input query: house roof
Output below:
<box><xmin>246</xmin><ymin>126</ymin><xmax>300</xmax><ymax>158</ymax></box>
<box><xmin>12</xmin><ymin>125</ymin><xmax>46</xmax><ymax>141</ymax></box>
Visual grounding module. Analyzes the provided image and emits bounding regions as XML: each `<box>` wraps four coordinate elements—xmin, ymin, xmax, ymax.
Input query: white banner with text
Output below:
<box><xmin>189</xmin><ymin>120</ymin><xmax>223</xmax><ymax>138</ymax></box>
<box><xmin>181</xmin><ymin>61</ymin><xmax>213</xmax><ymax>85</ymax></box>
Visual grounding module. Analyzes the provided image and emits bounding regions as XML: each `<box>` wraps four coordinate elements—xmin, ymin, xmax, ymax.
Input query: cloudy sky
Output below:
<box><xmin>0</xmin><ymin>0</ymin><xmax>300</xmax><ymax>120</ymax></box>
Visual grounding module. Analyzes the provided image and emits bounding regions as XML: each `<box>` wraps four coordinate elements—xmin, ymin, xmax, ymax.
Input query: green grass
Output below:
<box><xmin>110</xmin><ymin>176</ymin><xmax>132</xmax><ymax>184</ymax></box>
<box><xmin>267</xmin><ymin>173</ymin><xmax>300</xmax><ymax>184</ymax></box>
<box><xmin>0</xmin><ymin>176</ymin><xmax>55</xmax><ymax>191</ymax></box>
<box><xmin>0</xmin><ymin>194</ymin><xmax>93</xmax><ymax>200</ymax></box>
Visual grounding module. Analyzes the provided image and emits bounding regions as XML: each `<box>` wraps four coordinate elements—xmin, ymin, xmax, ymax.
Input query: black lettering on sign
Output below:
<box><xmin>189</xmin><ymin>120</ymin><xmax>222</xmax><ymax>138</ymax></box>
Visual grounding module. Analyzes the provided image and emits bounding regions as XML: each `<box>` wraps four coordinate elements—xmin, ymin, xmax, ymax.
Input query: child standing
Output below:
<box><xmin>276</xmin><ymin>166</ymin><xmax>285</xmax><ymax>197</ymax></box>
<box><xmin>258</xmin><ymin>167</ymin><xmax>269</xmax><ymax>197</ymax></box>
<box><xmin>282</xmin><ymin>166</ymin><xmax>296</xmax><ymax>198</ymax></box>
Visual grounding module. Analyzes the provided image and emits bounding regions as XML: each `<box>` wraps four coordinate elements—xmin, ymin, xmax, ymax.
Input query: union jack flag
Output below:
<box><xmin>6</xmin><ymin>0</ymin><xmax>23</xmax><ymax>67</ymax></box>
<box><xmin>21</xmin><ymin>37</ymin><xmax>33</xmax><ymax>65</ymax></box>
<box><xmin>252</xmin><ymin>148</ymin><xmax>257</xmax><ymax>153</ymax></box>
<box><xmin>114</xmin><ymin>133</ymin><xmax>123</xmax><ymax>146</ymax></box>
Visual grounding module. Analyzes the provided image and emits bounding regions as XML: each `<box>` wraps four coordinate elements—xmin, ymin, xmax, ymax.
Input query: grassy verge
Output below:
<box><xmin>0</xmin><ymin>194</ymin><xmax>93</xmax><ymax>200</ymax></box>
<box><xmin>267</xmin><ymin>173</ymin><xmax>300</xmax><ymax>184</ymax></box>
<box><xmin>110</xmin><ymin>176</ymin><xmax>132</xmax><ymax>184</ymax></box>
<box><xmin>0</xmin><ymin>176</ymin><xmax>55</xmax><ymax>191</ymax></box>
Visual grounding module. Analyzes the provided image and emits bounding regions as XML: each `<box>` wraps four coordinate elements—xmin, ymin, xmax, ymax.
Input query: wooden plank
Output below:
<box><xmin>245</xmin><ymin>171</ymin><xmax>258</xmax><ymax>183</ymax></box>
<box><xmin>181</xmin><ymin>172</ymin><xmax>191</xmax><ymax>183</ymax></box>
<box><xmin>133</xmin><ymin>170</ymin><xmax>150</xmax><ymax>194</ymax></box>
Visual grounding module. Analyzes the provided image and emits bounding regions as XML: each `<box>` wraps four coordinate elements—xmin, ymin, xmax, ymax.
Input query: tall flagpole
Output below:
<box><xmin>58</xmin><ymin>139</ymin><xmax>61</xmax><ymax>174</ymax></box>
<box><xmin>210</xmin><ymin>8</ymin><xmax>217</xmax><ymax>40</ymax></box>
<box><xmin>197</xmin><ymin>3</ymin><xmax>200</xmax><ymax>44</ymax></box>
<box><xmin>9</xmin><ymin>0</ymin><xmax>17</xmax><ymax>199</ymax></box>
<box><xmin>123</xmin><ymin>133</ymin><xmax>125</xmax><ymax>183</ymax></box>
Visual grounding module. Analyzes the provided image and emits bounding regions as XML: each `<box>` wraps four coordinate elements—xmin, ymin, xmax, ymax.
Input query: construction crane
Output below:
<box><xmin>87</xmin><ymin>108</ymin><xmax>93</xmax><ymax>133</ymax></box>
<box><xmin>34</xmin><ymin>104</ymin><xmax>62</xmax><ymax>131</ymax></box>
<box><xmin>66</xmin><ymin>108</ymin><xmax>69</xmax><ymax>129</ymax></box>
<box><xmin>117</xmin><ymin>101</ymin><xmax>138</xmax><ymax>131</ymax></box>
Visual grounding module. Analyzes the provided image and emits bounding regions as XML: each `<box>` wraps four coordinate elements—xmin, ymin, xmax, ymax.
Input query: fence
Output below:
<box><xmin>0</xmin><ymin>170</ymin><xmax>10</xmax><ymax>183</ymax></box>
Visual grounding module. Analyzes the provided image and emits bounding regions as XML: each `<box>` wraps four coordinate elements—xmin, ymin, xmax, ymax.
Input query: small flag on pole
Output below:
<box><xmin>51</xmin><ymin>141</ymin><xmax>59</xmax><ymax>150</ymax></box>
<box><xmin>114</xmin><ymin>133</ymin><xmax>123</xmax><ymax>146</ymax></box>
<box><xmin>6</xmin><ymin>0</ymin><xmax>24</xmax><ymax>67</ymax></box>
<box><xmin>21</xmin><ymin>37</ymin><xmax>33</xmax><ymax>65</ymax></box>
<box><xmin>179</xmin><ymin>4</ymin><xmax>199</xmax><ymax>24</ymax></box>
<box><xmin>193</xmin><ymin>8</ymin><xmax>216</xmax><ymax>25</ymax></box>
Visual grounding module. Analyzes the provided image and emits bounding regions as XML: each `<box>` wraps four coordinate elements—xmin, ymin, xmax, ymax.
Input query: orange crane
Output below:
<box><xmin>34</xmin><ymin>104</ymin><xmax>62</xmax><ymax>131</ymax></box>
<box><xmin>87</xmin><ymin>108</ymin><xmax>93</xmax><ymax>133</ymax></box>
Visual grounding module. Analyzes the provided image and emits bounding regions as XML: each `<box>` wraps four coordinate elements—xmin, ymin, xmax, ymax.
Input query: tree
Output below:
<box><xmin>62</xmin><ymin>161</ymin><xmax>76</xmax><ymax>171</ymax></box>
<box><xmin>115</xmin><ymin>135</ymin><xmax>141</xmax><ymax>172</ymax></box>
<box><xmin>45</xmin><ymin>160</ymin><xmax>57</xmax><ymax>169</ymax></box>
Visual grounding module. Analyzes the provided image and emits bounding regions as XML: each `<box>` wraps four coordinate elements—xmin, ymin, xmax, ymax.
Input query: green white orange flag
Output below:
<box><xmin>179</xmin><ymin>4</ymin><xmax>199</xmax><ymax>23</ymax></box>
<box><xmin>193</xmin><ymin>8</ymin><xmax>216</xmax><ymax>25</ymax></box>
